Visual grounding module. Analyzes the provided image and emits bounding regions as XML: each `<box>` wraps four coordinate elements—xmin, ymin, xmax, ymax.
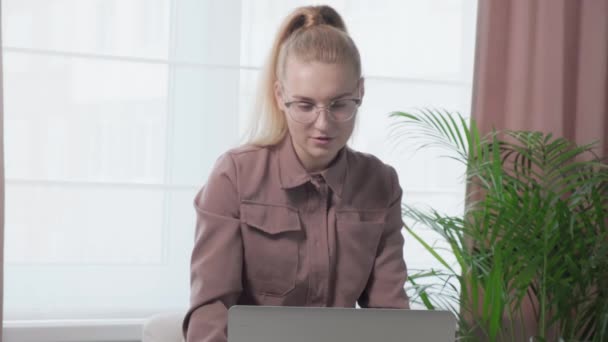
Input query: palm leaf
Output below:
<box><xmin>392</xmin><ymin>108</ymin><xmax>608</xmax><ymax>341</ymax></box>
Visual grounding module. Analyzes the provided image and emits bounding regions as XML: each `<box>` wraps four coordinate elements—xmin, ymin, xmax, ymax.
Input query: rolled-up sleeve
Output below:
<box><xmin>183</xmin><ymin>153</ymin><xmax>243</xmax><ymax>342</ymax></box>
<box><xmin>358</xmin><ymin>166</ymin><xmax>410</xmax><ymax>309</ymax></box>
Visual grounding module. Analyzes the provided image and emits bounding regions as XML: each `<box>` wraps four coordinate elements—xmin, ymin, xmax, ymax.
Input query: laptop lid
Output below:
<box><xmin>228</xmin><ymin>306</ymin><xmax>456</xmax><ymax>342</ymax></box>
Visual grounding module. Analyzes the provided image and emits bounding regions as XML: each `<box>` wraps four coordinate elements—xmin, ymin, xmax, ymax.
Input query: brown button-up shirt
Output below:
<box><xmin>183</xmin><ymin>135</ymin><xmax>409</xmax><ymax>342</ymax></box>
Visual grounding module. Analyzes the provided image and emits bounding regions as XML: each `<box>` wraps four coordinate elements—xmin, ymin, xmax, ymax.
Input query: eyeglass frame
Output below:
<box><xmin>280</xmin><ymin>83</ymin><xmax>362</xmax><ymax>124</ymax></box>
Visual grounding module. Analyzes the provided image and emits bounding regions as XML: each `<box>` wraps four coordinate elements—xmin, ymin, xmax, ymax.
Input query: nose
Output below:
<box><xmin>313</xmin><ymin>107</ymin><xmax>331</xmax><ymax>129</ymax></box>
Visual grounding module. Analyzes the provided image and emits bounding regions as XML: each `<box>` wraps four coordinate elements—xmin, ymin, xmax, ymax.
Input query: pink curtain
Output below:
<box><xmin>472</xmin><ymin>0</ymin><xmax>607</xmax><ymax>157</ymax></box>
<box><xmin>470</xmin><ymin>0</ymin><xmax>607</xmax><ymax>339</ymax></box>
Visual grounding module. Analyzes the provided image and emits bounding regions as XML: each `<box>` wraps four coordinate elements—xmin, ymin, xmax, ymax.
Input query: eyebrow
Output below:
<box><xmin>291</xmin><ymin>91</ymin><xmax>354</xmax><ymax>101</ymax></box>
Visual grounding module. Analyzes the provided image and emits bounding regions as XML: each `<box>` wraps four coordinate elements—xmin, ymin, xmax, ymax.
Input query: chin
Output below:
<box><xmin>307</xmin><ymin>146</ymin><xmax>337</xmax><ymax>161</ymax></box>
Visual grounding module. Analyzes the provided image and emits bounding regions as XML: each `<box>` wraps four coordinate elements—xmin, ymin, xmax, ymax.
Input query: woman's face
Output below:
<box><xmin>275</xmin><ymin>58</ymin><xmax>363</xmax><ymax>172</ymax></box>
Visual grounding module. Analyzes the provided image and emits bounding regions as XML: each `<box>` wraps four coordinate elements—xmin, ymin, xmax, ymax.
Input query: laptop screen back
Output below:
<box><xmin>228</xmin><ymin>306</ymin><xmax>456</xmax><ymax>342</ymax></box>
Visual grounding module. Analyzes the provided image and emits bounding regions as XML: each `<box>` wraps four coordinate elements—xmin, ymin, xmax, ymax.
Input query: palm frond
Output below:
<box><xmin>392</xmin><ymin>108</ymin><xmax>608</xmax><ymax>341</ymax></box>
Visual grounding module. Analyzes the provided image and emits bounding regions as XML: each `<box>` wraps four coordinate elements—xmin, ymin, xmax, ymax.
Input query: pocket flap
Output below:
<box><xmin>336</xmin><ymin>209</ymin><xmax>388</xmax><ymax>224</ymax></box>
<box><xmin>240</xmin><ymin>201</ymin><xmax>301</xmax><ymax>235</ymax></box>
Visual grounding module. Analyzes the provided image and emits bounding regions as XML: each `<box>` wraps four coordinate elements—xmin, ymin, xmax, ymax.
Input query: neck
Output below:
<box><xmin>304</xmin><ymin>159</ymin><xmax>331</xmax><ymax>173</ymax></box>
<box><xmin>291</xmin><ymin>141</ymin><xmax>338</xmax><ymax>173</ymax></box>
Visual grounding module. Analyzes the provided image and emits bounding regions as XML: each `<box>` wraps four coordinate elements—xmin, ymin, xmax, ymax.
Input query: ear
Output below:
<box><xmin>274</xmin><ymin>80</ymin><xmax>286</xmax><ymax>111</ymax></box>
<box><xmin>358</xmin><ymin>77</ymin><xmax>365</xmax><ymax>104</ymax></box>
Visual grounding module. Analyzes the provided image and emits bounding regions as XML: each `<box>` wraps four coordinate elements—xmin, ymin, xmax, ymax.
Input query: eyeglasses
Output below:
<box><xmin>282</xmin><ymin>86</ymin><xmax>361</xmax><ymax>124</ymax></box>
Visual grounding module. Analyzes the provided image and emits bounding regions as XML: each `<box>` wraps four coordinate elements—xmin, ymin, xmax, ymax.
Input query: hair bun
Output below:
<box><xmin>316</xmin><ymin>5</ymin><xmax>346</xmax><ymax>30</ymax></box>
<box><xmin>283</xmin><ymin>5</ymin><xmax>347</xmax><ymax>40</ymax></box>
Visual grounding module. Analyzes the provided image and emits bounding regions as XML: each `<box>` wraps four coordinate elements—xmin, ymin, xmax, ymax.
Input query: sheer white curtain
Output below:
<box><xmin>3</xmin><ymin>0</ymin><xmax>477</xmax><ymax>322</ymax></box>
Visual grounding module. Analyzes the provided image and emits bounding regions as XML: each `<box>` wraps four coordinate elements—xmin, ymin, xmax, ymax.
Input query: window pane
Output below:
<box><xmin>169</xmin><ymin>66</ymin><xmax>241</xmax><ymax>186</ymax></box>
<box><xmin>173</xmin><ymin>0</ymin><xmax>241</xmax><ymax>65</ymax></box>
<box><xmin>350</xmin><ymin>77</ymin><xmax>472</xmax><ymax>159</ymax></box>
<box><xmin>5</xmin><ymin>184</ymin><xmax>164</xmax><ymax>264</ymax></box>
<box><xmin>5</xmin><ymin>188</ymin><xmax>193</xmax><ymax>320</ymax></box>
<box><xmin>4</xmin><ymin>52</ymin><xmax>168</xmax><ymax>184</ymax></box>
<box><xmin>240</xmin><ymin>0</ymin><xmax>474</xmax><ymax>80</ymax></box>
<box><xmin>4</xmin><ymin>185</ymin><xmax>197</xmax><ymax>320</ymax></box>
<box><xmin>2</xmin><ymin>0</ymin><xmax>170</xmax><ymax>58</ymax></box>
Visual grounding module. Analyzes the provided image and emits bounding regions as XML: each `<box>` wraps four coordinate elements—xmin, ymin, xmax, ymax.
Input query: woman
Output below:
<box><xmin>183</xmin><ymin>5</ymin><xmax>409</xmax><ymax>342</ymax></box>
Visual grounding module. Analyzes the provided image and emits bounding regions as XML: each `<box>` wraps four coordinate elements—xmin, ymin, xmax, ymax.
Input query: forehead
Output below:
<box><xmin>282</xmin><ymin>58</ymin><xmax>359</xmax><ymax>100</ymax></box>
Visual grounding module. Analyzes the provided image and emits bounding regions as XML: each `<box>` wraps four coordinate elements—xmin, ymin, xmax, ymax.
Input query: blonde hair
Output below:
<box><xmin>245</xmin><ymin>5</ymin><xmax>362</xmax><ymax>146</ymax></box>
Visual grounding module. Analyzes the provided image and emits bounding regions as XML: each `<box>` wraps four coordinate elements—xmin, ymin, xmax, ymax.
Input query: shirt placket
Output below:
<box><xmin>308</xmin><ymin>175</ymin><xmax>330</xmax><ymax>306</ymax></box>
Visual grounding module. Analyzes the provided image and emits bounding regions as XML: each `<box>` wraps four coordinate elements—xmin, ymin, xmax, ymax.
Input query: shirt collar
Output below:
<box><xmin>277</xmin><ymin>134</ymin><xmax>348</xmax><ymax>198</ymax></box>
<box><xmin>319</xmin><ymin>147</ymin><xmax>347</xmax><ymax>199</ymax></box>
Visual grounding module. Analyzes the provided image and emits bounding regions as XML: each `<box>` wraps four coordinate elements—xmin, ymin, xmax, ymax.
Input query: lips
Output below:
<box><xmin>311</xmin><ymin>136</ymin><xmax>333</xmax><ymax>145</ymax></box>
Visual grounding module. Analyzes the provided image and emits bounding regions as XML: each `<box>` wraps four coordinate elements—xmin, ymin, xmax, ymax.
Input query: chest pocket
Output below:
<box><xmin>240</xmin><ymin>201</ymin><xmax>302</xmax><ymax>297</ymax></box>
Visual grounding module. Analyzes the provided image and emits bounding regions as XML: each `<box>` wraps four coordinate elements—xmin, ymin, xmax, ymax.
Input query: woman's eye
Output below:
<box><xmin>295</xmin><ymin>102</ymin><xmax>314</xmax><ymax>111</ymax></box>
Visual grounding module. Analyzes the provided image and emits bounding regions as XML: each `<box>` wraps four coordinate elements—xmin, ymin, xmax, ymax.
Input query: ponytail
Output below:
<box><xmin>245</xmin><ymin>5</ymin><xmax>361</xmax><ymax>146</ymax></box>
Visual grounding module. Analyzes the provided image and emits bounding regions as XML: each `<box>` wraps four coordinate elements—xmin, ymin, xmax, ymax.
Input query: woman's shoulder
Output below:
<box><xmin>345</xmin><ymin>146</ymin><xmax>397</xmax><ymax>177</ymax></box>
<box><xmin>221</xmin><ymin>143</ymin><xmax>273</xmax><ymax>164</ymax></box>
<box><xmin>197</xmin><ymin>144</ymin><xmax>269</xmax><ymax>214</ymax></box>
<box><xmin>343</xmin><ymin>147</ymin><xmax>401</xmax><ymax>207</ymax></box>
<box><xmin>224</xmin><ymin>143</ymin><xmax>266</xmax><ymax>156</ymax></box>
<box><xmin>209</xmin><ymin>143</ymin><xmax>274</xmax><ymax>178</ymax></box>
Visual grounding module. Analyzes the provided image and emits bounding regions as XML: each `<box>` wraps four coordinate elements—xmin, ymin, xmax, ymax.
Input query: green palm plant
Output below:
<box><xmin>390</xmin><ymin>109</ymin><xmax>608</xmax><ymax>341</ymax></box>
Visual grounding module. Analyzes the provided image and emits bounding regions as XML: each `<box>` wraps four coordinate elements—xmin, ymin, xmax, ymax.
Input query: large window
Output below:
<box><xmin>3</xmin><ymin>0</ymin><xmax>477</xmax><ymax>338</ymax></box>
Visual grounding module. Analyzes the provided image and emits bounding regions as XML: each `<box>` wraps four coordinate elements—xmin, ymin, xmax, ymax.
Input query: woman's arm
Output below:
<box><xmin>183</xmin><ymin>153</ymin><xmax>243</xmax><ymax>342</ymax></box>
<box><xmin>358</xmin><ymin>166</ymin><xmax>410</xmax><ymax>309</ymax></box>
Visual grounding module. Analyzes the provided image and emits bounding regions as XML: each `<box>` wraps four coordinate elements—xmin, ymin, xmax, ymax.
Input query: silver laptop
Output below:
<box><xmin>228</xmin><ymin>306</ymin><xmax>456</xmax><ymax>342</ymax></box>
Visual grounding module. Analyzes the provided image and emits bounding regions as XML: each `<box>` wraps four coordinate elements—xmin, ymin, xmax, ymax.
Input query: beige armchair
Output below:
<box><xmin>141</xmin><ymin>312</ymin><xmax>185</xmax><ymax>342</ymax></box>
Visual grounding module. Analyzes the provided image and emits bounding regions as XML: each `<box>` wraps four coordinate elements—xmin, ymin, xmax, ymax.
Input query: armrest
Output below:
<box><xmin>142</xmin><ymin>312</ymin><xmax>185</xmax><ymax>342</ymax></box>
